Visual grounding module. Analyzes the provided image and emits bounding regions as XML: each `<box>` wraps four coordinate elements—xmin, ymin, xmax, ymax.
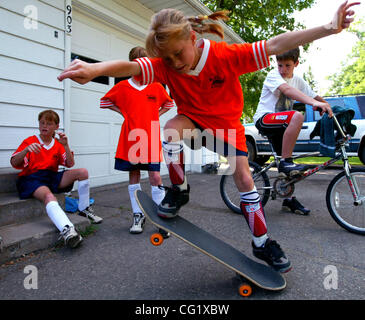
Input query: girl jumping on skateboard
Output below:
<box><xmin>58</xmin><ymin>1</ymin><xmax>359</xmax><ymax>272</ymax></box>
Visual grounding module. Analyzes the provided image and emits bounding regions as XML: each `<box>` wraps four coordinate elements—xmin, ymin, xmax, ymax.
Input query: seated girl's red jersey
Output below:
<box><xmin>11</xmin><ymin>135</ymin><xmax>67</xmax><ymax>177</ymax></box>
<box><xmin>134</xmin><ymin>39</ymin><xmax>270</xmax><ymax>152</ymax></box>
<box><xmin>100</xmin><ymin>79</ymin><xmax>174</xmax><ymax>163</ymax></box>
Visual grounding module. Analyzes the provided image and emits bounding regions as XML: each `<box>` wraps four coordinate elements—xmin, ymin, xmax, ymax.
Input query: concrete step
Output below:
<box><xmin>0</xmin><ymin>167</ymin><xmax>18</xmax><ymax>193</ymax></box>
<box><xmin>0</xmin><ymin>213</ymin><xmax>90</xmax><ymax>264</ymax></box>
<box><xmin>0</xmin><ymin>192</ymin><xmax>64</xmax><ymax>227</ymax></box>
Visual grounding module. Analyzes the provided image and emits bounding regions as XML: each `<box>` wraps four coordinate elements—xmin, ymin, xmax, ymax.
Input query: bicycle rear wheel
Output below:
<box><xmin>326</xmin><ymin>168</ymin><xmax>365</xmax><ymax>235</ymax></box>
<box><xmin>220</xmin><ymin>161</ymin><xmax>271</xmax><ymax>214</ymax></box>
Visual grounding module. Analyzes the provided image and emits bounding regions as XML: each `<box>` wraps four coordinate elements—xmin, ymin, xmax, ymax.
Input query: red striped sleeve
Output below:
<box><xmin>252</xmin><ymin>40</ymin><xmax>269</xmax><ymax>70</ymax></box>
<box><xmin>61</xmin><ymin>151</ymin><xmax>67</xmax><ymax>166</ymax></box>
<box><xmin>162</xmin><ymin>101</ymin><xmax>175</xmax><ymax>109</ymax></box>
<box><xmin>100</xmin><ymin>98</ymin><xmax>115</xmax><ymax>109</ymax></box>
<box><xmin>134</xmin><ymin>57</ymin><xmax>154</xmax><ymax>85</ymax></box>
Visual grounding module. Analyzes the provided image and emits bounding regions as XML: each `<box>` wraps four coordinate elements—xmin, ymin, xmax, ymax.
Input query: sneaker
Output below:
<box><xmin>78</xmin><ymin>206</ymin><xmax>103</xmax><ymax>224</ymax></box>
<box><xmin>157</xmin><ymin>184</ymin><xmax>190</xmax><ymax>218</ymax></box>
<box><xmin>130</xmin><ymin>213</ymin><xmax>146</xmax><ymax>234</ymax></box>
<box><xmin>282</xmin><ymin>197</ymin><xmax>310</xmax><ymax>215</ymax></box>
<box><xmin>252</xmin><ymin>238</ymin><xmax>292</xmax><ymax>273</ymax></box>
<box><xmin>59</xmin><ymin>225</ymin><xmax>83</xmax><ymax>248</ymax></box>
<box><xmin>278</xmin><ymin>159</ymin><xmax>309</xmax><ymax>176</ymax></box>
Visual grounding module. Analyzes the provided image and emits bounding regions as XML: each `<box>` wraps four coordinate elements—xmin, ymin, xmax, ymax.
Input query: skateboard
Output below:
<box><xmin>135</xmin><ymin>190</ymin><xmax>286</xmax><ymax>297</ymax></box>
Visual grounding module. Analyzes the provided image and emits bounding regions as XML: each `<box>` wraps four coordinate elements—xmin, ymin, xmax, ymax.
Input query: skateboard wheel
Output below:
<box><xmin>150</xmin><ymin>233</ymin><xmax>164</xmax><ymax>246</ymax></box>
<box><xmin>238</xmin><ymin>283</ymin><xmax>252</xmax><ymax>297</ymax></box>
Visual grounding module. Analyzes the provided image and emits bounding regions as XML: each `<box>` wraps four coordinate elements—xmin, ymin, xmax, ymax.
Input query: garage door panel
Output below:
<box><xmin>110</xmin><ymin>36</ymin><xmax>135</xmax><ymax>60</ymax></box>
<box><xmin>70</xmin><ymin>87</ymin><xmax>105</xmax><ymax>115</ymax></box>
<box><xmin>70</xmin><ymin>121</ymin><xmax>110</xmax><ymax>147</ymax></box>
<box><xmin>74</xmin><ymin>153</ymin><xmax>110</xmax><ymax>178</ymax></box>
<box><xmin>111</xmin><ymin>124</ymin><xmax>123</xmax><ymax>148</ymax></box>
<box><xmin>72</xmin><ymin>19</ymin><xmax>111</xmax><ymax>60</ymax></box>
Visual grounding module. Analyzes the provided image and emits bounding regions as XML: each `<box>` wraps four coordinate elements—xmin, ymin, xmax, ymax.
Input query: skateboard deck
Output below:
<box><xmin>136</xmin><ymin>190</ymin><xmax>286</xmax><ymax>294</ymax></box>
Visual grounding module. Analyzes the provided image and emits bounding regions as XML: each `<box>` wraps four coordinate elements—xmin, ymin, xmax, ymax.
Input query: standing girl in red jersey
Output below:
<box><xmin>11</xmin><ymin>110</ymin><xmax>102</xmax><ymax>248</ymax></box>
<box><xmin>58</xmin><ymin>1</ymin><xmax>359</xmax><ymax>272</ymax></box>
<box><xmin>100</xmin><ymin>47</ymin><xmax>174</xmax><ymax>234</ymax></box>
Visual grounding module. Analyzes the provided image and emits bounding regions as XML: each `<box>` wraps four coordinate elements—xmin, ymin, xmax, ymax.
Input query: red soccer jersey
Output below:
<box><xmin>100</xmin><ymin>79</ymin><xmax>174</xmax><ymax>163</ymax></box>
<box><xmin>11</xmin><ymin>135</ymin><xmax>67</xmax><ymax>177</ymax></box>
<box><xmin>134</xmin><ymin>39</ymin><xmax>270</xmax><ymax>152</ymax></box>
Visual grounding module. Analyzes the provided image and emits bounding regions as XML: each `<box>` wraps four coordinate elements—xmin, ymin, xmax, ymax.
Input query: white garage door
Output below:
<box><xmin>70</xmin><ymin>7</ymin><xmax>176</xmax><ymax>187</ymax></box>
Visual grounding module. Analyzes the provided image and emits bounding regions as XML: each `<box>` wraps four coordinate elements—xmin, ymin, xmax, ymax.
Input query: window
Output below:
<box><xmin>114</xmin><ymin>76</ymin><xmax>130</xmax><ymax>85</ymax></box>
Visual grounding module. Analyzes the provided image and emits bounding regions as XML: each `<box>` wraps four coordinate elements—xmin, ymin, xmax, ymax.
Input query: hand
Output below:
<box><xmin>56</xmin><ymin>131</ymin><xmax>68</xmax><ymax>146</ymax></box>
<box><xmin>57</xmin><ymin>59</ymin><xmax>97</xmax><ymax>84</ymax></box>
<box><xmin>313</xmin><ymin>102</ymin><xmax>333</xmax><ymax>118</ymax></box>
<box><xmin>325</xmin><ymin>1</ymin><xmax>360</xmax><ymax>33</ymax></box>
<box><xmin>27</xmin><ymin>143</ymin><xmax>43</xmax><ymax>154</ymax></box>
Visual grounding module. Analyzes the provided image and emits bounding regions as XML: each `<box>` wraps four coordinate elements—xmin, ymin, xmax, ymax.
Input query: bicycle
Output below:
<box><xmin>219</xmin><ymin>115</ymin><xmax>365</xmax><ymax>235</ymax></box>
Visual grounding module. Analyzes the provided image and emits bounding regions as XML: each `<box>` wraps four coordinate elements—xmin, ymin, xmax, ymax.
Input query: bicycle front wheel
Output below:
<box><xmin>326</xmin><ymin>168</ymin><xmax>365</xmax><ymax>235</ymax></box>
<box><xmin>220</xmin><ymin>161</ymin><xmax>271</xmax><ymax>214</ymax></box>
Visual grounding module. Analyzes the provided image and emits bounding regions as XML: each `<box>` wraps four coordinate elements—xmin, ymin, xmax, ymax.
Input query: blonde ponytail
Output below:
<box><xmin>187</xmin><ymin>10</ymin><xmax>230</xmax><ymax>39</ymax></box>
<box><xmin>146</xmin><ymin>9</ymin><xmax>230</xmax><ymax>57</ymax></box>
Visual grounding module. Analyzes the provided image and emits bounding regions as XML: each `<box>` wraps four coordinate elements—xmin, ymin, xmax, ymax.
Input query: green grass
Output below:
<box><xmin>273</xmin><ymin>156</ymin><xmax>363</xmax><ymax>166</ymax></box>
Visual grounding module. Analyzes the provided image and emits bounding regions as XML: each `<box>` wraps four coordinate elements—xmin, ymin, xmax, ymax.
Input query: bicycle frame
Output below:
<box><xmin>255</xmin><ymin>114</ymin><xmax>362</xmax><ymax>204</ymax></box>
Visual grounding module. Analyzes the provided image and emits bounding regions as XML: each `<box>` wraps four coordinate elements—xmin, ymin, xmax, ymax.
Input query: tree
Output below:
<box><xmin>326</xmin><ymin>19</ymin><xmax>365</xmax><ymax>95</ymax></box>
<box><xmin>201</xmin><ymin>0</ymin><xmax>316</xmax><ymax>121</ymax></box>
<box><xmin>303</xmin><ymin>65</ymin><xmax>318</xmax><ymax>93</ymax></box>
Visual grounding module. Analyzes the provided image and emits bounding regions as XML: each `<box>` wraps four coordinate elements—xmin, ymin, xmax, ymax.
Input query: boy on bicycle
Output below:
<box><xmin>253</xmin><ymin>47</ymin><xmax>333</xmax><ymax>215</ymax></box>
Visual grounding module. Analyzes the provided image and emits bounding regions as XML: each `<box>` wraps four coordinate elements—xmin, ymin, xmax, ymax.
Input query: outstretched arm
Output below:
<box><xmin>266</xmin><ymin>1</ymin><xmax>360</xmax><ymax>56</ymax></box>
<box><xmin>279</xmin><ymin>84</ymin><xmax>333</xmax><ymax>117</ymax></box>
<box><xmin>57</xmin><ymin>59</ymin><xmax>141</xmax><ymax>84</ymax></box>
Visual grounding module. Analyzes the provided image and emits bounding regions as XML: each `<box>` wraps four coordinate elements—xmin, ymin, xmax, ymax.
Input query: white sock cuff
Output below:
<box><xmin>151</xmin><ymin>185</ymin><xmax>162</xmax><ymax>191</ymax></box>
<box><xmin>45</xmin><ymin>200</ymin><xmax>58</xmax><ymax>210</ymax></box>
<box><xmin>128</xmin><ymin>183</ymin><xmax>141</xmax><ymax>192</ymax></box>
<box><xmin>240</xmin><ymin>186</ymin><xmax>260</xmax><ymax>203</ymax></box>
<box><xmin>252</xmin><ymin>234</ymin><xmax>269</xmax><ymax>248</ymax></box>
<box><xmin>162</xmin><ymin>141</ymin><xmax>184</xmax><ymax>154</ymax></box>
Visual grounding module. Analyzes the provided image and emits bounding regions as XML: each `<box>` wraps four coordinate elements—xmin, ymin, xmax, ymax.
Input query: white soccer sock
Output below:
<box><xmin>128</xmin><ymin>183</ymin><xmax>142</xmax><ymax>214</ymax></box>
<box><xmin>78</xmin><ymin>179</ymin><xmax>90</xmax><ymax>211</ymax></box>
<box><xmin>46</xmin><ymin>201</ymin><xmax>74</xmax><ymax>231</ymax></box>
<box><xmin>252</xmin><ymin>234</ymin><xmax>269</xmax><ymax>248</ymax></box>
<box><xmin>151</xmin><ymin>185</ymin><xmax>165</xmax><ymax>205</ymax></box>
